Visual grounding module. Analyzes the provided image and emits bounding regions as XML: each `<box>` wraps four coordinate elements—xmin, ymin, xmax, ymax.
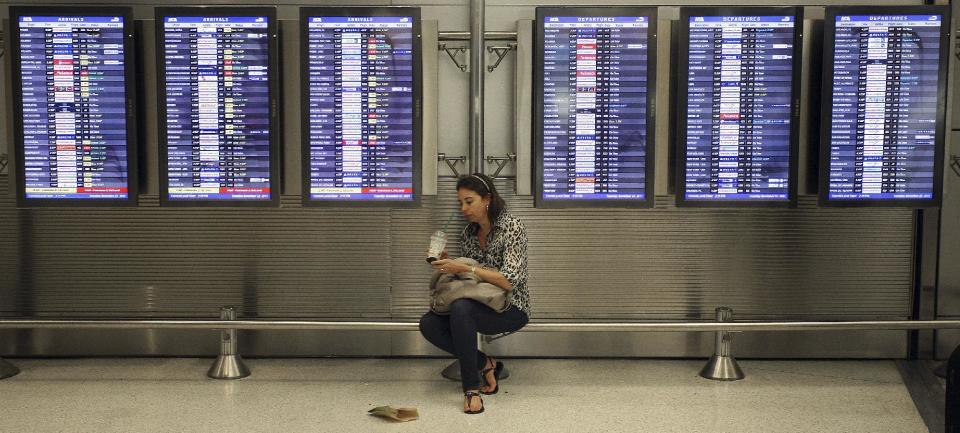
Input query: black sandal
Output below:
<box><xmin>480</xmin><ymin>357</ymin><xmax>504</xmax><ymax>395</ymax></box>
<box><xmin>464</xmin><ymin>390</ymin><xmax>484</xmax><ymax>414</ymax></box>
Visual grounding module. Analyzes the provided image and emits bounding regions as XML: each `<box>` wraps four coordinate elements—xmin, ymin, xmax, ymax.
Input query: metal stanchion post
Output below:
<box><xmin>207</xmin><ymin>307</ymin><xmax>250</xmax><ymax>380</ymax></box>
<box><xmin>946</xmin><ymin>343</ymin><xmax>960</xmax><ymax>432</ymax></box>
<box><xmin>699</xmin><ymin>307</ymin><xmax>745</xmax><ymax>381</ymax></box>
<box><xmin>0</xmin><ymin>357</ymin><xmax>20</xmax><ymax>380</ymax></box>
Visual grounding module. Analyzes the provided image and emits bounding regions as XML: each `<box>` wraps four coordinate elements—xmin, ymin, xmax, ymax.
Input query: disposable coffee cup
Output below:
<box><xmin>426</xmin><ymin>230</ymin><xmax>446</xmax><ymax>263</ymax></box>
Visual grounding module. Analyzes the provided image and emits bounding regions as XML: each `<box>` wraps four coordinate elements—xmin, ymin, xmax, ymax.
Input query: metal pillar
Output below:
<box><xmin>0</xmin><ymin>358</ymin><xmax>20</xmax><ymax>380</ymax></box>
<box><xmin>468</xmin><ymin>0</ymin><xmax>485</xmax><ymax>174</ymax></box>
<box><xmin>207</xmin><ymin>307</ymin><xmax>250</xmax><ymax>380</ymax></box>
<box><xmin>439</xmin><ymin>0</ymin><xmax>490</xmax><ymax>382</ymax></box>
<box><xmin>699</xmin><ymin>307</ymin><xmax>745</xmax><ymax>381</ymax></box>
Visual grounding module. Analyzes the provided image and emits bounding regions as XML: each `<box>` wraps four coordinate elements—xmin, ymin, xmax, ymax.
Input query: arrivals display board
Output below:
<box><xmin>10</xmin><ymin>7</ymin><xmax>138</xmax><ymax>206</ymax></box>
<box><xmin>301</xmin><ymin>7</ymin><xmax>421</xmax><ymax>206</ymax></box>
<box><xmin>157</xmin><ymin>8</ymin><xmax>280</xmax><ymax>206</ymax></box>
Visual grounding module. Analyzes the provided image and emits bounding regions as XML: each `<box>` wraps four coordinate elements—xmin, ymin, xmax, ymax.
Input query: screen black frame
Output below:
<box><xmin>533</xmin><ymin>6</ymin><xmax>658</xmax><ymax>209</ymax></box>
<box><xmin>675</xmin><ymin>6</ymin><xmax>803</xmax><ymax>208</ymax></box>
<box><xmin>155</xmin><ymin>6</ymin><xmax>281</xmax><ymax>207</ymax></box>
<box><xmin>817</xmin><ymin>5</ymin><xmax>950</xmax><ymax>208</ymax></box>
<box><xmin>299</xmin><ymin>6</ymin><xmax>423</xmax><ymax>208</ymax></box>
<box><xmin>9</xmin><ymin>6</ymin><xmax>139</xmax><ymax>207</ymax></box>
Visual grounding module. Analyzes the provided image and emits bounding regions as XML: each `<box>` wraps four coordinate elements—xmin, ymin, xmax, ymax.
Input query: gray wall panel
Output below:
<box><xmin>501</xmin><ymin>183</ymin><xmax>914</xmax><ymax>321</ymax></box>
<box><xmin>0</xmin><ymin>0</ymin><xmax>925</xmax><ymax>358</ymax></box>
<box><xmin>0</xmin><ymin>178</ymin><xmax>916</xmax><ymax>354</ymax></box>
<box><xmin>1</xmin><ymin>179</ymin><xmax>394</xmax><ymax>319</ymax></box>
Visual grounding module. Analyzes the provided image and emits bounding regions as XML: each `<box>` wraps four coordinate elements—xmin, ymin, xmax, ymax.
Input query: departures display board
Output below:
<box><xmin>676</xmin><ymin>7</ymin><xmax>802</xmax><ymax>207</ymax></box>
<box><xmin>819</xmin><ymin>6</ymin><xmax>949</xmax><ymax>207</ymax></box>
<box><xmin>156</xmin><ymin>8</ymin><xmax>280</xmax><ymax>206</ymax></box>
<box><xmin>10</xmin><ymin>7</ymin><xmax>138</xmax><ymax>206</ymax></box>
<box><xmin>534</xmin><ymin>7</ymin><xmax>657</xmax><ymax>208</ymax></box>
<box><xmin>300</xmin><ymin>7</ymin><xmax>421</xmax><ymax>206</ymax></box>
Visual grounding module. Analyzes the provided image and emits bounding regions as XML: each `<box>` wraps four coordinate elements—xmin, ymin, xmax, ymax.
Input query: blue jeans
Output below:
<box><xmin>419</xmin><ymin>299</ymin><xmax>529</xmax><ymax>390</ymax></box>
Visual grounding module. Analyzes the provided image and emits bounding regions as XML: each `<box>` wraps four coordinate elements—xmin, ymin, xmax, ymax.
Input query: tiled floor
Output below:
<box><xmin>0</xmin><ymin>358</ymin><xmax>929</xmax><ymax>433</ymax></box>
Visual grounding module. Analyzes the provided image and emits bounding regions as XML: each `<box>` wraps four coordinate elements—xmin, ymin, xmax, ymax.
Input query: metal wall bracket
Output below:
<box><xmin>486</xmin><ymin>44</ymin><xmax>516</xmax><ymax>72</ymax></box>
<box><xmin>485</xmin><ymin>153</ymin><xmax>516</xmax><ymax>178</ymax></box>
<box><xmin>951</xmin><ymin>155</ymin><xmax>960</xmax><ymax>178</ymax></box>
<box><xmin>438</xmin><ymin>43</ymin><xmax>468</xmax><ymax>72</ymax></box>
<box><xmin>438</xmin><ymin>153</ymin><xmax>467</xmax><ymax>177</ymax></box>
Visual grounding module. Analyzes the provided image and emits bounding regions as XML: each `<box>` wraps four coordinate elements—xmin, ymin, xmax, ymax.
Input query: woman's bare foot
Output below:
<box><xmin>479</xmin><ymin>357</ymin><xmax>497</xmax><ymax>394</ymax></box>
<box><xmin>464</xmin><ymin>390</ymin><xmax>484</xmax><ymax>414</ymax></box>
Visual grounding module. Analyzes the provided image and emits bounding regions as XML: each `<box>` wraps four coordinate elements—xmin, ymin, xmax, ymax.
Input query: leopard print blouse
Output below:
<box><xmin>459</xmin><ymin>211</ymin><xmax>531</xmax><ymax>315</ymax></box>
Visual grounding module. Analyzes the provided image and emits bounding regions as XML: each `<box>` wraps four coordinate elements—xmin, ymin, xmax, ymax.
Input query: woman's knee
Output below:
<box><xmin>449</xmin><ymin>299</ymin><xmax>479</xmax><ymax>318</ymax></box>
<box><xmin>419</xmin><ymin>312</ymin><xmax>439</xmax><ymax>337</ymax></box>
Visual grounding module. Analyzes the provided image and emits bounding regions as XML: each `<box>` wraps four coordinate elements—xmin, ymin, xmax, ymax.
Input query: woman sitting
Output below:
<box><xmin>419</xmin><ymin>173</ymin><xmax>531</xmax><ymax>414</ymax></box>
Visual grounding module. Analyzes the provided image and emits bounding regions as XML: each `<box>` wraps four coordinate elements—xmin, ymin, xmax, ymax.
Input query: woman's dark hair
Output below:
<box><xmin>457</xmin><ymin>173</ymin><xmax>506</xmax><ymax>226</ymax></box>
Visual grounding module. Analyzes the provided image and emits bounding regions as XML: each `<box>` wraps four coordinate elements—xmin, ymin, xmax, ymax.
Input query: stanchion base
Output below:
<box><xmin>207</xmin><ymin>354</ymin><xmax>250</xmax><ymax>380</ymax></box>
<box><xmin>0</xmin><ymin>358</ymin><xmax>20</xmax><ymax>380</ymax></box>
<box><xmin>699</xmin><ymin>355</ymin><xmax>744</xmax><ymax>381</ymax></box>
<box><xmin>440</xmin><ymin>360</ymin><xmax>511</xmax><ymax>381</ymax></box>
<box><xmin>441</xmin><ymin>360</ymin><xmax>460</xmax><ymax>381</ymax></box>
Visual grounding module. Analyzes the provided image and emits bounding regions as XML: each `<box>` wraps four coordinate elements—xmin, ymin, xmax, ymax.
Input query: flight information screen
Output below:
<box><xmin>160</xmin><ymin>14</ymin><xmax>276</xmax><ymax>203</ymax></box>
<box><xmin>823</xmin><ymin>13</ymin><xmax>944</xmax><ymax>202</ymax></box>
<box><xmin>304</xmin><ymin>14</ymin><xmax>417</xmax><ymax>202</ymax></box>
<box><xmin>538</xmin><ymin>14</ymin><xmax>654</xmax><ymax>205</ymax></box>
<box><xmin>680</xmin><ymin>13</ymin><xmax>799</xmax><ymax>203</ymax></box>
<box><xmin>14</xmin><ymin>13</ymin><xmax>134</xmax><ymax>202</ymax></box>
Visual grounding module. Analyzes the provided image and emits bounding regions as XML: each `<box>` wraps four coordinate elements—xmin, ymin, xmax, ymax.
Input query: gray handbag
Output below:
<box><xmin>429</xmin><ymin>257</ymin><xmax>509</xmax><ymax>314</ymax></box>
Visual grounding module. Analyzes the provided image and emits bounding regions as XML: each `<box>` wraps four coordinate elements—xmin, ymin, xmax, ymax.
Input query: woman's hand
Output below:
<box><xmin>431</xmin><ymin>259</ymin><xmax>470</xmax><ymax>274</ymax></box>
<box><xmin>425</xmin><ymin>250</ymin><xmax>449</xmax><ymax>261</ymax></box>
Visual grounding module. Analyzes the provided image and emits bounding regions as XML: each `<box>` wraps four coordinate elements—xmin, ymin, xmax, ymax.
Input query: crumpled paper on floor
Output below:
<box><xmin>368</xmin><ymin>406</ymin><xmax>419</xmax><ymax>422</ymax></box>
